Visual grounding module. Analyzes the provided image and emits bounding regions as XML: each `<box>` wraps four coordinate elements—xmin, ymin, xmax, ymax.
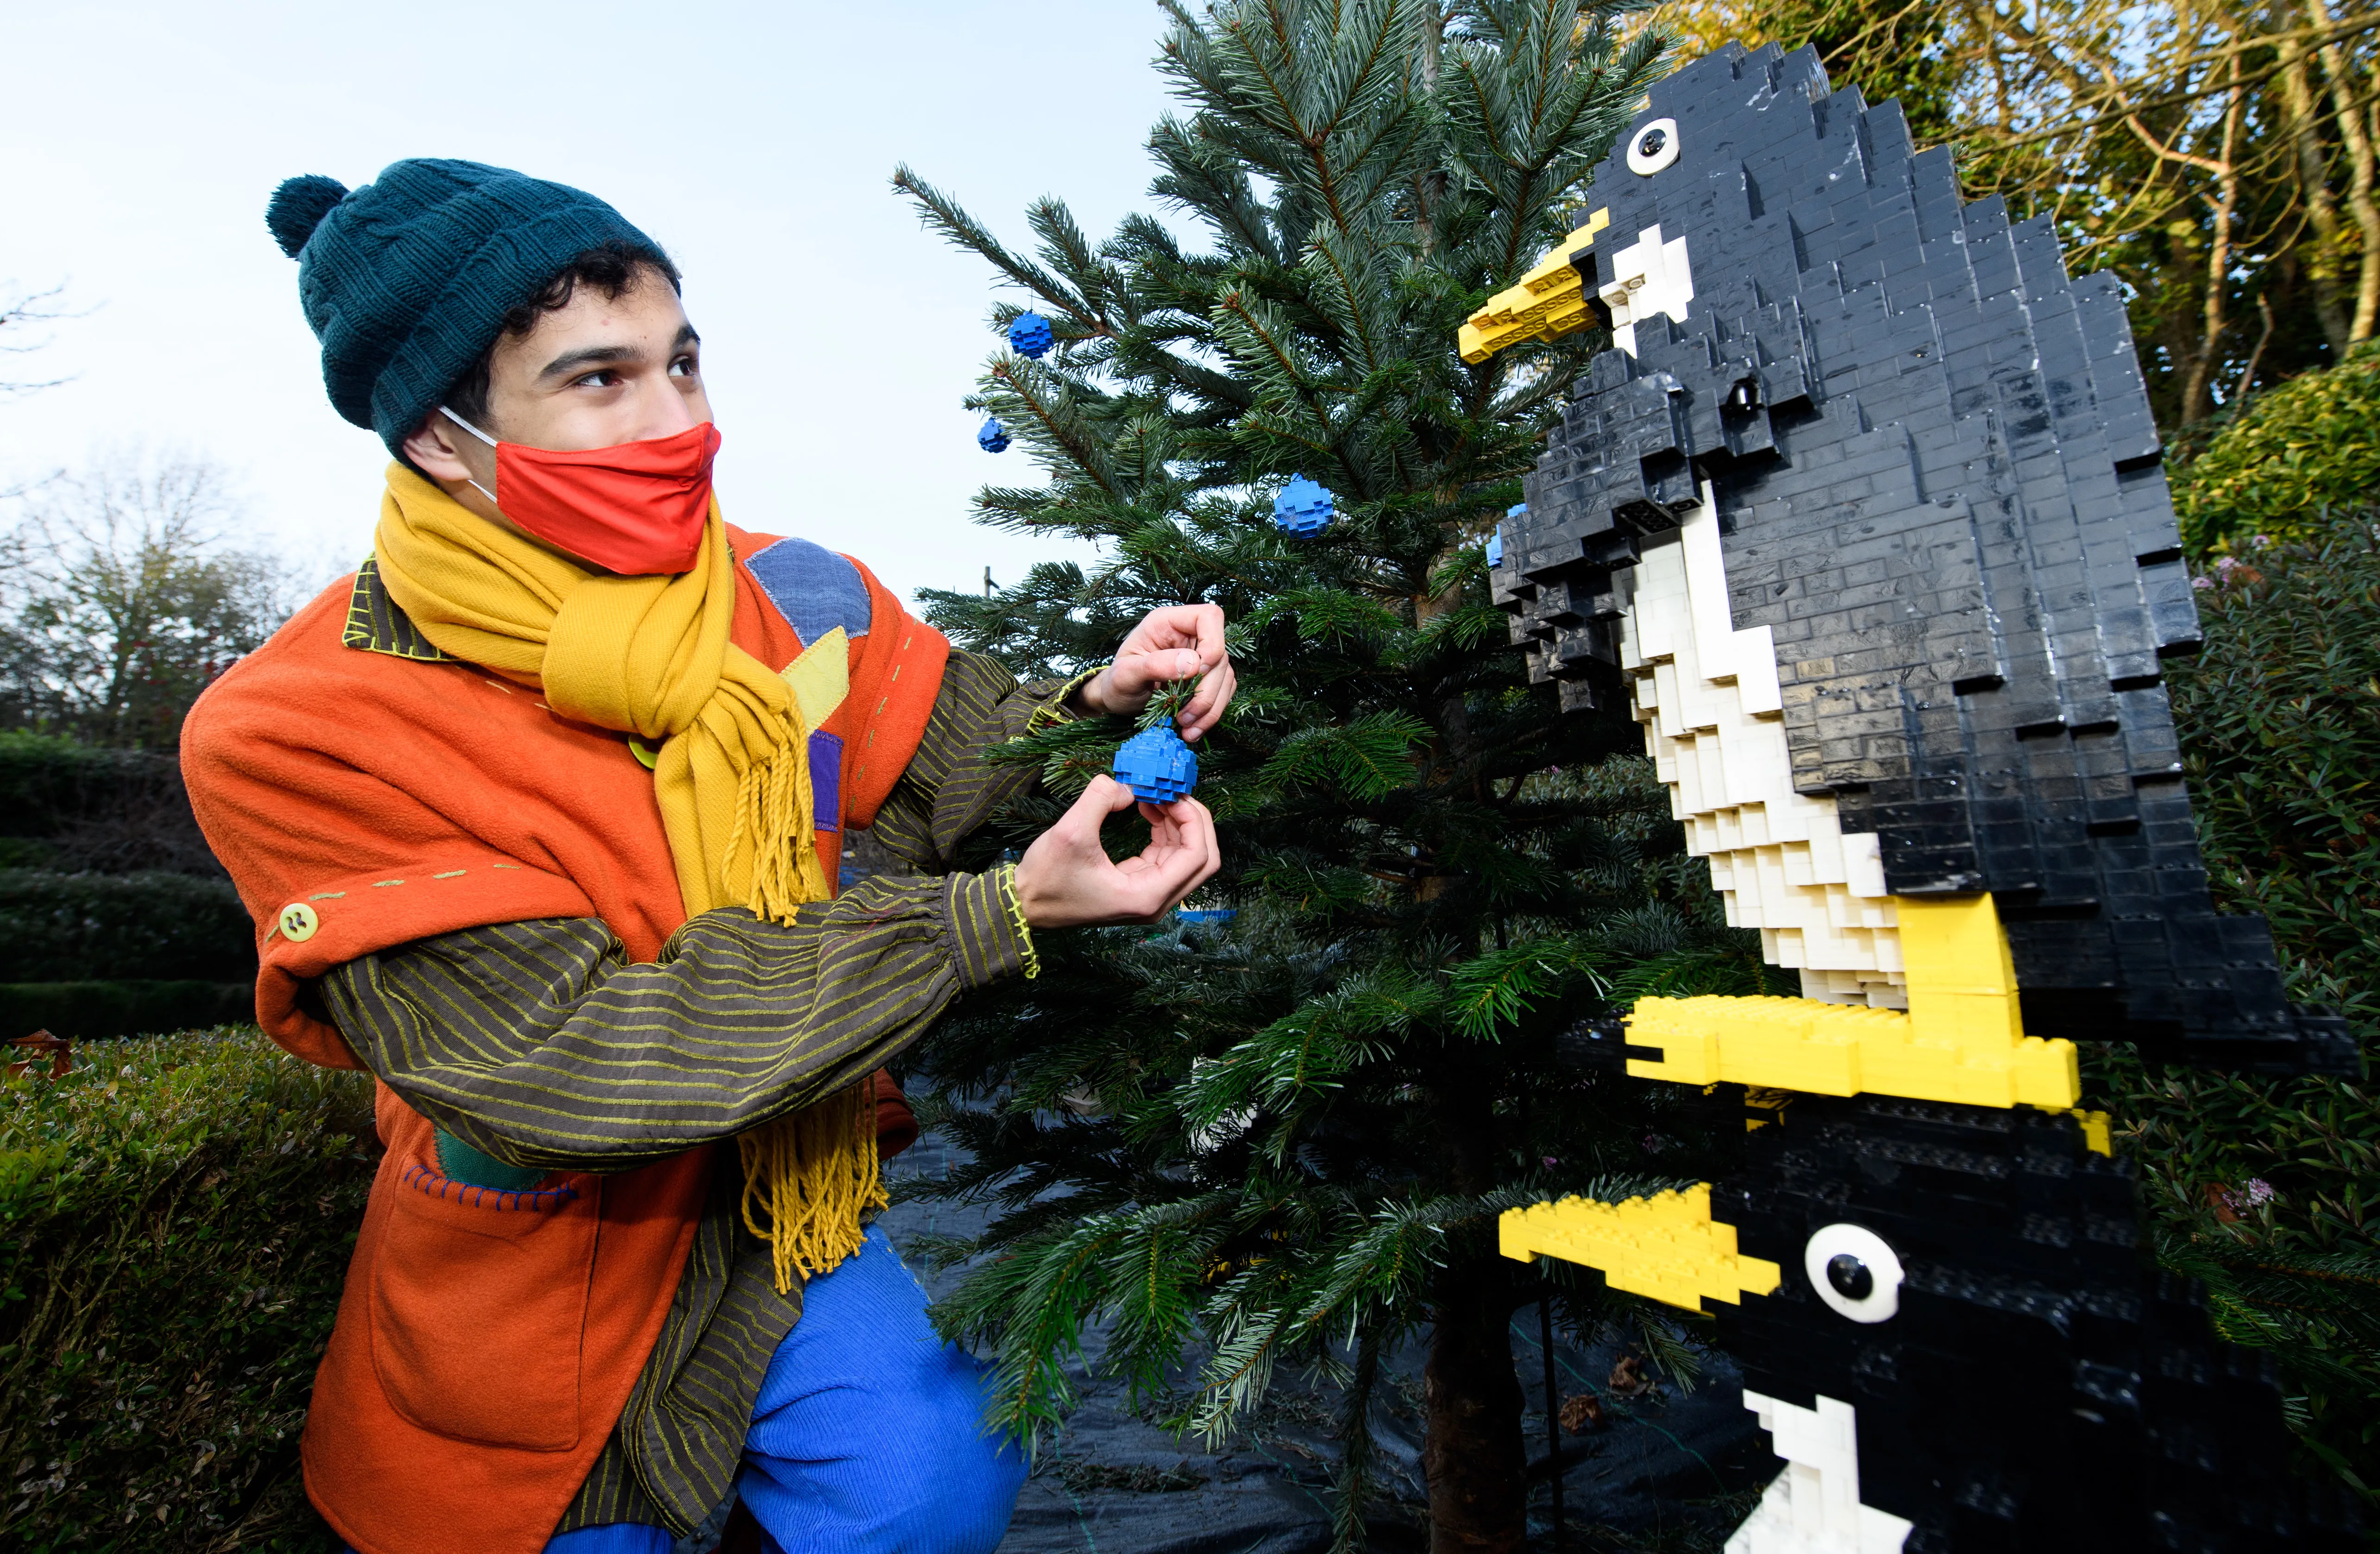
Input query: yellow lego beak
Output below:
<box><xmin>1500</xmin><ymin>1182</ymin><xmax>1781</xmax><ymax>1313</ymax></box>
<box><xmin>1460</xmin><ymin>209</ymin><xmax>1610</xmax><ymax>363</ymax></box>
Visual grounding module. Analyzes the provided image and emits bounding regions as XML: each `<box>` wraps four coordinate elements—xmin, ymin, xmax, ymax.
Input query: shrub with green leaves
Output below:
<box><xmin>0</xmin><ymin>870</ymin><xmax>255</xmax><ymax>984</ymax></box>
<box><xmin>2098</xmin><ymin>516</ymin><xmax>2380</xmax><ymax>1493</ymax></box>
<box><xmin>0</xmin><ymin>1032</ymin><xmax>371</xmax><ymax>1550</ymax></box>
<box><xmin>2170</xmin><ymin>342</ymin><xmax>2380</xmax><ymax>557</ymax></box>
<box><xmin>0</xmin><ymin>734</ymin><xmax>219</xmax><ymax>877</ymax></box>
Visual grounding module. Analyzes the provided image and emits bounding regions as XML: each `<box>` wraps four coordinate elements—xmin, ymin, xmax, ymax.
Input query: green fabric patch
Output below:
<box><xmin>344</xmin><ymin>557</ymin><xmax>460</xmax><ymax>663</ymax></box>
<box><xmin>433</xmin><ymin>1127</ymin><xmax>547</xmax><ymax>1192</ymax></box>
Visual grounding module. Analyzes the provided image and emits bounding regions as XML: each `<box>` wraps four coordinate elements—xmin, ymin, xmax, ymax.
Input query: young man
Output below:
<box><xmin>183</xmin><ymin>159</ymin><xmax>1230</xmax><ymax>1554</ymax></box>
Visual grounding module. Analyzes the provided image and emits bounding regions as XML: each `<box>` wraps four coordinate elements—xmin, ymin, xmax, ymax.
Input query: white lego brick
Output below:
<box><xmin>1725</xmin><ymin>1391</ymin><xmax>1913</xmax><ymax>1554</ymax></box>
<box><xmin>1628</xmin><ymin>489</ymin><xmax>1905</xmax><ymax>984</ymax></box>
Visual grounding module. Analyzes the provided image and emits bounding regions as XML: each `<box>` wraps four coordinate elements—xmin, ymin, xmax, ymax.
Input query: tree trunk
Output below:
<box><xmin>1425</xmin><ymin>1258</ymin><xmax>1527</xmax><ymax>1554</ymax></box>
<box><xmin>2278</xmin><ymin>37</ymin><xmax>2352</xmax><ymax>357</ymax></box>
<box><xmin>2307</xmin><ymin>0</ymin><xmax>2380</xmax><ymax>340</ymax></box>
<box><xmin>2181</xmin><ymin>55</ymin><xmax>2244</xmax><ymax>425</ymax></box>
<box><xmin>1414</xmin><ymin>2</ymin><xmax>1448</xmax><ymax>257</ymax></box>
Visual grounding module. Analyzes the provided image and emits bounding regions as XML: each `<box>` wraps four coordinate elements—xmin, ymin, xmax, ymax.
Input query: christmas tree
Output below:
<box><xmin>892</xmin><ymin>3</ymin><xmax>1769</xmax><ymax>1546</ymax></box>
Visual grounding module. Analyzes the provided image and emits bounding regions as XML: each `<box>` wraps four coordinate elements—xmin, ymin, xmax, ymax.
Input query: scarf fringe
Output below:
<box><xmin>719</xmin><ymin>704</ymin><xmax>832</xmax><ymax>926</ymax></box>
<box><xmin>739</xmin><ymin>1077</ymin><xmax>888</xmax><ymax>1295</ymax></box>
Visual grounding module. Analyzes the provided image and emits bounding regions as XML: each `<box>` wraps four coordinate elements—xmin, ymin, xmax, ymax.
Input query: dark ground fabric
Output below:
<box><xmin>317</xmin><ymin>648</ymin><xmax>1083</xmax><ymax>1535</ymax></box>
<box><xmin>879</xmin><ymin>1121</ymin><xmax>1772</xmax><ymax>1554</ymax></box>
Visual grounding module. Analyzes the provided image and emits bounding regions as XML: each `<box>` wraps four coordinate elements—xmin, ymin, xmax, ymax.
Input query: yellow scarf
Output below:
<box><xmin>375</xmin><ymin>463</ymin><xmax>882</xmax><ymax>1290</ymax></box>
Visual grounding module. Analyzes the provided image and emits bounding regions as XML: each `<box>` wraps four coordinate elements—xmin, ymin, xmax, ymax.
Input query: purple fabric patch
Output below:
<box><xmin>808</xmin><ymin>730</ymin><xmax>844</xmax><ymax>832</ymax></box>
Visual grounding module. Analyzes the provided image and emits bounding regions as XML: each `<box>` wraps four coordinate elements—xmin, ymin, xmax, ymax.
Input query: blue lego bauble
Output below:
<box><xmin>1008</xmin><ymin>312</ymin><xmax>1054</xmax><ymax>359</ymax></box>
<box><xmin>977</xmin><ymin>417</ymin><xmax>1011</xmax><ymax>453</ymax></box>
<box><xmin>1272</xmin><ymin>474</ymin><xmax>1335</xmax><ymax>536</ymax></box>
<box><xmin>1111</xmin><ymin>723</ymin><xmax>1199</xmax><ymax>805</ymax></box>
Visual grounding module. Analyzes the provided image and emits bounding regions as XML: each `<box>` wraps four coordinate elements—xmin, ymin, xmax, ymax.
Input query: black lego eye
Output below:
<box><xmin>1804</xmin><ymin>1222</ymin><xmax>1903</xmax><ymax>1323</ymax></box>
<box><xmin>1627</xmin><ymin>117</ymin><xmax>1681</xmax><ymax>176</ymax></box>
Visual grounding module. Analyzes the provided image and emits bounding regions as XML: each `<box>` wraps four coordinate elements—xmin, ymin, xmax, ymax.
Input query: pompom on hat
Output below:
<box><xmin>264</xmin><ymin>159</ymin><xmax>671</xmax><ymax>456</ymax></box>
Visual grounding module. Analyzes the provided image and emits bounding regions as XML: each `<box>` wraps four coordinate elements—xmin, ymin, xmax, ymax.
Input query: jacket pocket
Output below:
<box><xmin>367</xmin><ymin>1147</ymin><xmax>598</xmax><ymax>1452</ymax></box>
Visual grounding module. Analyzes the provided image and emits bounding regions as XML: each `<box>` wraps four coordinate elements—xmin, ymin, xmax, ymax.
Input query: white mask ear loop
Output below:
<box><xmin>438</xmin><ymin>406</ymin><xmax>501</xmax><ymax>506</ymax></box>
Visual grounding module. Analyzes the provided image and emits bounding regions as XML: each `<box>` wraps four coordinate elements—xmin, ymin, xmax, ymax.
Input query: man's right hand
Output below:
<box><xmin>1013</xmin><ymin>776</ymin><xmax>1221</xmax><ymax>929</ymax></box>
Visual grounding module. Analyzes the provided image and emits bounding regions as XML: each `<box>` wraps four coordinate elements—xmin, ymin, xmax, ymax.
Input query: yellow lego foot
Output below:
<box><xmin>1499</xmin><ymin>1183</ymin><xmax>1781</xmax><ymax>1314</ymax></box>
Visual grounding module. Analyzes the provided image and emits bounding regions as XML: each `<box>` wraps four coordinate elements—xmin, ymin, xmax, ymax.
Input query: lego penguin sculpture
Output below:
<box><xmin>1471</xmin><ymin>41</ymin><xmax>2363</xmax><ymax>1553</ymax></box>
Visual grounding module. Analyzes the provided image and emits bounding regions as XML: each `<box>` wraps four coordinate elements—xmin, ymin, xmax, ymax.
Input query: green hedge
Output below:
<box><xmin>0</xmin><ymin>1032</ymin><xmax>371</xmax><ymax>1551</ymax></box>
<box><xmin>2</xmin><ymin>981</ymin><xmax>256</xmax><ymax>1041</ymax></box>
<box><xmin>0</xmin><ymin>734</ymin><xmax>153</xmax><ymax>843</ymax></box>
<box><xmin>0</xmin><ymin>870</ymin><xmax>256</xmax><ymax>983</ymax></box>
<box><xmin>2096</xmin><ymin>515</ymin><xmax>2380</xmax><ymax>1493</ymax></box>
<box><xmin>2170</xmin><ymin>342</ymin><xmax>2380</xmax><ymax>556</ymax></box>
<box><xmin>0</xmin><ymin>733</ymin><xmax>224</xmax><ymax>876</ymax></box>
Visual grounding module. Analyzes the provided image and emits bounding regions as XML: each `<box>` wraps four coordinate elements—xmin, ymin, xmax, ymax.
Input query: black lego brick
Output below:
<box><xmin>1712</xmin><ymin>1093</ymin><xmax>2362</xmax><ymax>1552</ymax></box>
<box><xmin>1495</xmin><ymin>38</ymin><xmax>2352</xmax><ymax>1076</ymax></box>
<box><xmin>1499</xmin><ymin>44</ymin><xmax>2367</xmax><ymax>1549</ymax></box>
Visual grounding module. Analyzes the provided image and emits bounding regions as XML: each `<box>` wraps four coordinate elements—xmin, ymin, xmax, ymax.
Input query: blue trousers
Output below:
<box><xmin>353</xmin><ymin>1226</ymin><xmax>1026</xmax><ymax>1554</ymax></box>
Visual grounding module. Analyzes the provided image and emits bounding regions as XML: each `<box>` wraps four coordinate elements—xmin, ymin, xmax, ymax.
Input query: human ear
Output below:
<box><xmin>401</xmin><ymin>412</ymin><xmax>480</xmax><ymax>484</ymax></box>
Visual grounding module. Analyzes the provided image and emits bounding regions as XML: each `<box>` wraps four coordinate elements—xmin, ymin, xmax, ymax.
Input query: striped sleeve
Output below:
<box><xmin>868</xmin><ymin>649</ymin><xmax>1092</xmax><ymax>872</ymax></box>
<box><xmin>319</xmin><ymin>868</ymin><xmax>1029</xmax><ymax>1172</ymax></box>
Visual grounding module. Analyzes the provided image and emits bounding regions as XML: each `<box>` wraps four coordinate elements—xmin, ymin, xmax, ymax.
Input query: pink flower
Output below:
<box><xmin>2192</xmin><ymin>576</ymin><xmax>2215</xmax><ymax>589</ymax></box>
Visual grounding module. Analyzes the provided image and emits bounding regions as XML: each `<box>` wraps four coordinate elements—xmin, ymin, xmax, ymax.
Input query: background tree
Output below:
<box><xmin>0</xmin><ymin>281</ymin><xmax>76</xmax><ymax>402</ymax></box>
<box><xmin>885</xmin><ymin>3</ymin><xmax>1790</xmax><ymax>1548</ymax></box>
<box><xmin>0</xmin><ymin>450</ymin><xmax>291</xmax><ymax>750</ymax></box>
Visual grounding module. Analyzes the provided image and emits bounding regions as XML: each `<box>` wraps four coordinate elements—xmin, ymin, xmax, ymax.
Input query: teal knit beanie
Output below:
<box><xmin>264</xmin><ymin>159</ymin><xmax>671</xmax><ymax>456</ymax></box>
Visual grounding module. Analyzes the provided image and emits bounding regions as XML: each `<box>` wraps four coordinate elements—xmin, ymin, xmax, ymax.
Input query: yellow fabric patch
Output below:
<box><xmin>780</xmin><ymin>626</ymin><xmax>850</xmax><ymax>730</ymax></box>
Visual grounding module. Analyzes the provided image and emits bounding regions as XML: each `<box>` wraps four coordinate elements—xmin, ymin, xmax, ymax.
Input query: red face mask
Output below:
<box><xmin>441</xmin><ymin>408</ymin><xmax>722</xmax><ymax>575</ymax></box>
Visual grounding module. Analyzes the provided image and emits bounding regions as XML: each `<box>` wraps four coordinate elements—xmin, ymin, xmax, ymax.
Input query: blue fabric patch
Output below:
<box><xmin>807</xmin><ymin>730</ymin><xmax>843</xmax><ymax>833</ymax></box>
<box><xmin>745</xmin><ymin>538</ymin><xmax>871</xmax><ymax>646</ymax></box>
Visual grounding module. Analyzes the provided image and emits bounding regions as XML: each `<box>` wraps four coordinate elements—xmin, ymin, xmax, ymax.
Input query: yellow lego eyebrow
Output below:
<box><xmin>1460</xmin><ymin>208</ymin><xmax>1610</xmax><ymax>364</ymax></box>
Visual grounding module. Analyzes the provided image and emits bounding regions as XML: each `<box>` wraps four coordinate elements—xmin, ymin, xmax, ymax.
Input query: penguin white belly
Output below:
<box><xmin>1621</xmin><ymin>491</ymin><xmax>1907</xmax><ymax>1007</ymax></box>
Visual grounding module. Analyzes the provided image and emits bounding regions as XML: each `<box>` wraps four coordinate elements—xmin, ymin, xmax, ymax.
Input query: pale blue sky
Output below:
<box><xmin>4</xmin><ymin>1</ymin><xmax>1185</xmax><ymax>604</ymax></box>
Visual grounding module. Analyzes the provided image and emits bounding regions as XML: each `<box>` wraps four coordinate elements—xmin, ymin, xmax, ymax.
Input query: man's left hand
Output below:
<box><xmin>1071</xmin><ymin>602</ymin><xmax>1236</xmax><ymax>742</ymax></box>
